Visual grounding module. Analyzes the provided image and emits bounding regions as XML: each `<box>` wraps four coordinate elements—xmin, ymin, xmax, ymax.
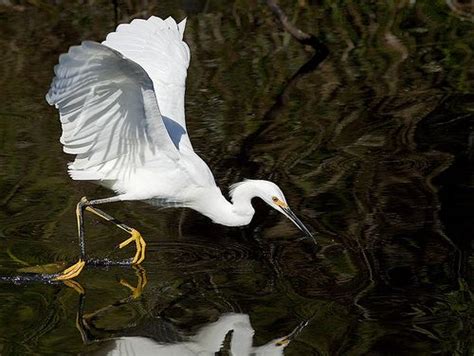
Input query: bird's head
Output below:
<box><xmin>230</xmin><ymin>179</ymin><xmax>315</xmax><ymax>242</ymax></box>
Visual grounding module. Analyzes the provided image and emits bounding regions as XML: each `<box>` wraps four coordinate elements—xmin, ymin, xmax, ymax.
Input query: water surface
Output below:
<box><xmin>0</xmin><ymin>1</ymin><xmax>472</xmax><ymax>354</ymax></box>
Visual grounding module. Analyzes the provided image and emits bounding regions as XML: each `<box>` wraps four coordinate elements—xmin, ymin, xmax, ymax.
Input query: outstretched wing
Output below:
<box><xmin>102</xmin><ymin>16</ymin><xmax>193</xmax><ymax>152</ymax></box>
<box><xmin>46</xmin><ymin>41</ymin><xmax>179</xmax><ymax>181</ymax></box>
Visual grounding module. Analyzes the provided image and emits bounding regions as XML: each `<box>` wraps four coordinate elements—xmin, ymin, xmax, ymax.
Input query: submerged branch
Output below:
<box><xmin>236</xmin><ymin>1</ymin><xmax>329</xmax><ymax>166</ymax></box>
<box><xmin>266</xmin><ymin>0</ymin><xmax>322</xmax><ymax>48</ymax></box>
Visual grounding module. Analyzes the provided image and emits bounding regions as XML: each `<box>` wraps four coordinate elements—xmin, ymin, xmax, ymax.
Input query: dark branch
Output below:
<box><xmin>234</xmin><ymin>1</ymin><xmax>329</xmax><ymax>167</ymax></box>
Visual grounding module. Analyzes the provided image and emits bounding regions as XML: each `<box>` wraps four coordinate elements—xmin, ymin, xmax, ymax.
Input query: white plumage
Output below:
<box><xmin>46</xmin><ymin>16</ymin><xmax>313</xmax><ymax>280</ymax></box>
<box><xmin>102</xmin><ymin>17</ymin><xmax>193</xmax><ymax>152</ymax></box>
<box><xmin>96</xmin><ymin>313</ymin><xmax>294</xmax><ymax>356</ymax></box>
<box><xmin>47</xmin><ymin>17</ymin><xmax>215</xmax><ymax>204</ymax></box>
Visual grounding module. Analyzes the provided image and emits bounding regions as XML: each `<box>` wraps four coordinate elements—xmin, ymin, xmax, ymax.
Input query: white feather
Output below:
<box><xmin>102</xmin><ymin>16</ymin><xmax>193</xmax><ymax>152</ymax></box>
<box><xmin>46</xmin><ymin>41</ymin><xmax>179</xmax><ymax>181</ymax></box>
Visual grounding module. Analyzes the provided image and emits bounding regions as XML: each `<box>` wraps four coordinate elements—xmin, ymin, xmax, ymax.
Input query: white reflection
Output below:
<box><xmin>96</xmin><ymin>313</ymin><xmax>300</xmax><ymax>356</ymax></box>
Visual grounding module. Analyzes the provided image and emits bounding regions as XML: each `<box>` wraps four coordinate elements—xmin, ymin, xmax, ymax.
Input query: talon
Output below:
<box><xmin>54</xmin><ymin>259</ymin><xmax>85</xmax><ymax>281</ymax></box>
<box><xmin>118</xmin><ymin>229</ymin><xmax>146</xmax><ymax>265</ymax></box>
<box><xmin>63</xmin><ymin>280</ymin><xmax>85</xmax><ymax>294</ymax></box>
<box><xmin>120</xmin><ymin>265</ymin><xmax>147</xmax><ymax>299</ymax></box>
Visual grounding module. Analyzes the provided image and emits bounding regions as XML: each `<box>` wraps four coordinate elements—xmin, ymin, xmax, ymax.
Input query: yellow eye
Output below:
<box><xmin>272</xmin><ymin>196</ymin><xmax>288</xmax><ymax>208</ymax></box>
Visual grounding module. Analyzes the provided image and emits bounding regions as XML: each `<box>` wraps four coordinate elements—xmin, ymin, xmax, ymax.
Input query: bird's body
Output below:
<box><xmin>46</xmin><ymin>16</ymin><xmax>313</xmax><ymax>280</ymax></box>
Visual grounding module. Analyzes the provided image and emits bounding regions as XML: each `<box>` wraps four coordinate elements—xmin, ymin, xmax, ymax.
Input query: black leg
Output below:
<box><xmin>55</xmin><ymin>195</ymin><xmax>146</xmax><ymax>281</ymax></box>
<box><xmin>76</xmin><ymin>197</ymin><xmax>87</xmax><ymax>260</ymax></box>
<box><xmin>81</xmin><ymin>197</ymin><xmax>146</xmax><ymax>264</ymax></box>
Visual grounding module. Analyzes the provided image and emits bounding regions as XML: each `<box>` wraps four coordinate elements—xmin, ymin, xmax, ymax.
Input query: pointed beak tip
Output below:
<box><xmin>303</xmin><ymin>230</ymin><xmax>318</xmax><ymax>245</ymax></box>
<box><xmin>282</xmin><ymin>207</ymin><xmax>317</xmax><ymax>244</ymax></box>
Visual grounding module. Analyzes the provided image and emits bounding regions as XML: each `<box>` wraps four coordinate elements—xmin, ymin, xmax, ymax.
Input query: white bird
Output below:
<box><xmin>46</xmin><ymin>16</ymin><xmax>314</xmax><ymax>281</ymax></box>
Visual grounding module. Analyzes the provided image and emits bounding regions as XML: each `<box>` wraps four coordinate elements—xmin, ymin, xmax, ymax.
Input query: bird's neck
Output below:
<box><xmin>192</xmin><ymin>186</ymin><xmax>255</xmax><ymax>227</ymax></box>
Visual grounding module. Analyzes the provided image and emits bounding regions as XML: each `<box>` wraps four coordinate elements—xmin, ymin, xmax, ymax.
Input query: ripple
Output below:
<box><xmin>318</xmin><ymin>156</ymin><xmax>361</xmax><ymax>172</ymax></box>
<box><xmin>378</xmin><ymin>156</ymin><xmax>433</xmax><ymax>172</ymax></box>
<box><xmin>146</xmin><ymin>239</ymin><xmax>255</xmax><ymax>272</ymax></box>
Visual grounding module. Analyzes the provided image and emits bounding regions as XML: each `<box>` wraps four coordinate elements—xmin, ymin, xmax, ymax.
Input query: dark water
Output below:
<box><xmin>0</xmin><ymin>1</ymin><xmax>472</xmax><ymax>354</ymax></box>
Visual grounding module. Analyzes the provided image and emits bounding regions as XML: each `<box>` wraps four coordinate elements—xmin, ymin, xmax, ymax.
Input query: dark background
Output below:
<box><xmin>0</xmin><ymin>0</ymin><xmax>472</xmax><ymax>354</ymax></box>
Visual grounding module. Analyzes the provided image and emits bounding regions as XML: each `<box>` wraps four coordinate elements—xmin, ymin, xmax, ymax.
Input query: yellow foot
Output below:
<box><xmin>118</xmin><ymin>229</ymin><xmax>146</xmax><ymax>264</ymax></box>
<box><xmin>54</xmin><ymin>259</ymin><xmax>85</xmax><ymax>281</ymax></box>
<box><xmin>120</xmin><ymin>265</ymin><xmax>147</xmax><ymax>299</ymax></box>
<box><xmin>63</xmin><ymin>280</ymin><xmax>85</xmax><ymax>295</ymax></box>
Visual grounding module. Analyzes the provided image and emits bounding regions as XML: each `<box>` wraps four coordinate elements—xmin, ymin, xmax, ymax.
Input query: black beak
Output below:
<box><xmin>282</xmin><ymin>207</ymin><xmax>316</xmax><ymax>244</ymax></box>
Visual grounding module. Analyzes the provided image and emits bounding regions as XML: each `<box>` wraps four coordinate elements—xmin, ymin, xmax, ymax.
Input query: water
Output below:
<box><xmin>0</xmin><ymin>1</ymin><xmax>472</xmax><ymax>354</ymax></box>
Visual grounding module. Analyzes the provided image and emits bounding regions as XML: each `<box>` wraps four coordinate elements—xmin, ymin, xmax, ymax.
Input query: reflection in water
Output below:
<box><xmin>71</xmin><ymin>271</ymin><xmax>306</xmax><ymax>356</ymax></box>
<box><xmin>90</xmin><ymin>313</ymin><xmax>303</xmax><ymax>356</ymax></box>
<box><xmin>0</xmin><ymin>0</ymin><xmax>472</xmax><ymax>354</ymax></box>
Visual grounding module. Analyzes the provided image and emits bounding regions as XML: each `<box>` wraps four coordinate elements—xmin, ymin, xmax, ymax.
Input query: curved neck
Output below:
<box><xmin>192</xmin><ymin>183</ymin><xmax>257</xmax><ymax>227</ymax></box>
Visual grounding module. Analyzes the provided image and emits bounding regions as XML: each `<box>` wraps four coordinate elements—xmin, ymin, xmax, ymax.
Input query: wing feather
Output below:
<box><xmin>102</xmin><ymin>16</ymin><xmax>192</xmax><ymax>152</ymax></box>
<box><xmin>46</xmin><ymin>41</ymin><xmax>179</xmax><ymax>181</ymax></box>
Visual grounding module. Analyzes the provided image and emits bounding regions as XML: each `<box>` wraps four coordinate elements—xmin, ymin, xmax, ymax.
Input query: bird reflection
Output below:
<box><xmin>90</xmin><ymin>313</ymin><xmax>307</xmax><ymax>356</ymax></box>
<box><xmin>70</xmin><ymin>268</ymin><xmax>306</xmax><ymax>356</ymax></box>
<box><xmin>67</xmin><ymin>265</ymin><xmax>148</xmax><ymax>344</ymax></box>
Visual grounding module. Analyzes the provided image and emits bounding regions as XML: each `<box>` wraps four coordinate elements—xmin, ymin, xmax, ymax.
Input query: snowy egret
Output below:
<box><xmin>46</xmin><ymin>16</ymin><xmax>314</xmax><ymax>281</ymax></box>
